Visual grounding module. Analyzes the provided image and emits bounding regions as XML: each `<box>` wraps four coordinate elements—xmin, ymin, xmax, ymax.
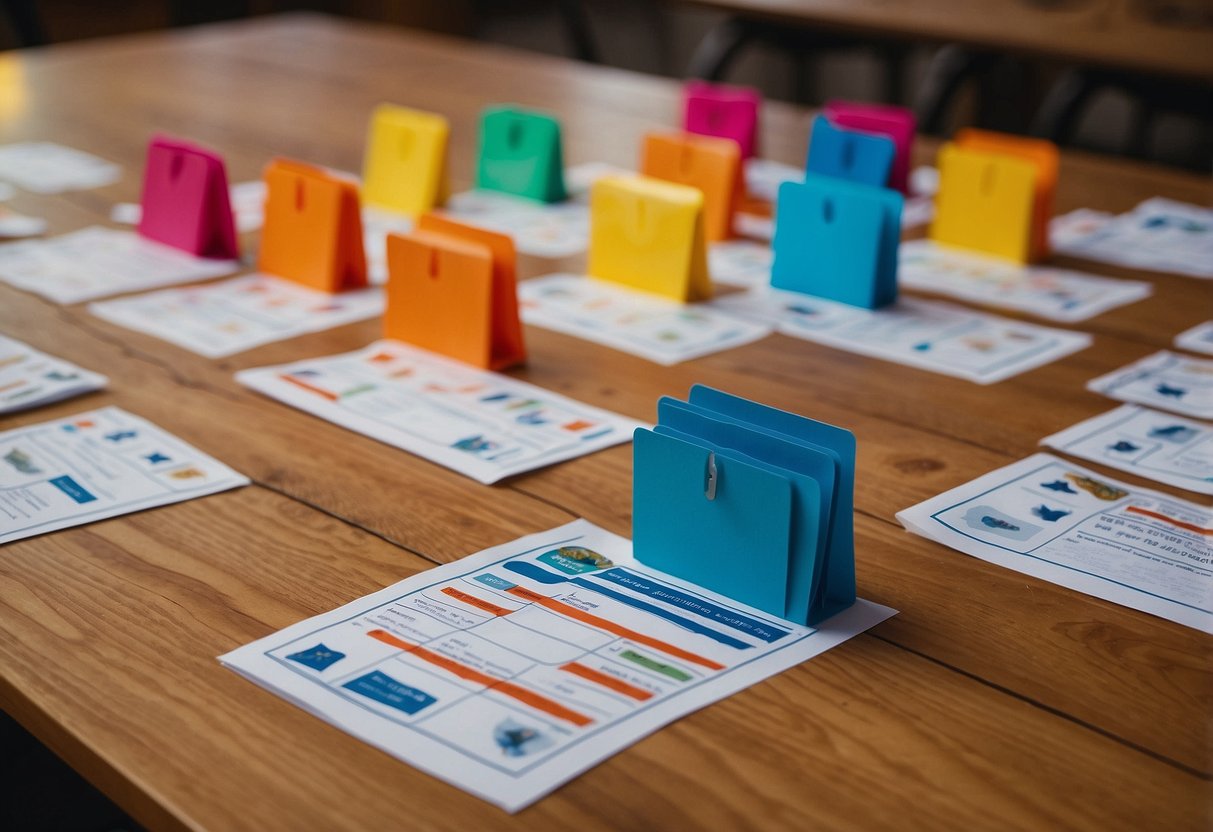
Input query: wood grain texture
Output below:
<box><xmin>674</xmin><ymin>0</ymin><xmax>1213</xmax><ymax>80</ymax></box>
<box><xmin>0</xmin><ymin>14</ymin><xmax>1210</xmax><ymax>831</ymax></box>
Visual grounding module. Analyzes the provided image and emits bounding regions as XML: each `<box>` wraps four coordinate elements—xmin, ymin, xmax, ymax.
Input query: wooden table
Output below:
<box><xmin>676</xmin><ymin>0</ymin><xmax>1213</xmax><ymax>81</ymax></box>
<box><xmin>1</xmin><ymin>13</ymin><xmax>1210</xmax><ymax>831</ymax></box>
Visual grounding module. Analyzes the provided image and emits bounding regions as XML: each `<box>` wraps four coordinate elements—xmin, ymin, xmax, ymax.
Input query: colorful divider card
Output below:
<box><xmin>0</xmin><ymin>406</ymin><xmax>248</xmax><ymax>545</ymax></box>
<box><xmin>220</xmin><ymin>519</ymin><xmax>894</xmax><ymax>812</ymax></box>
<box><xmin>111</xmin><ymin>180</ymin><xmax>268</xmax><ymax>234</ymax></box>
<box><xmin>1050</xmin><ymin>199</ymin><xmax>1213</xmax><ymax>279</ymax></box>
<box><xmin>89</xmin><ymin>275</ymin><xmax>385</xmax><ymax>359</ymax></box>
<box><xmin>236</xmin><ymin>341</ymin><xmax>641</xmax><ymax>484</ymax></box>
<box><xmin>443</xmin><ymin>163</ymin><xmax>627</xmax><ymax>259</ymax></box>
<box><xmin>709</xmin><ymin>240</ymin><xmax>773</xmax><ymax>289</ymax></box>
<box><xmin>736</xmin><ymin>161</ymin><xmax>936</xmax><ymax>240</ymax></box>
<box><xmin>518</xmin><ymin>275</ymin><xmax>771</xmax><ymax>366</ymax></box>
<box><xmin>898</xmin><ymin>240</ymin><xmax>1152</xmax><ymax>322</ymax></box>
<box><xmin>715</xmin><ymin>289</ymin><xmax>1090</xmax><ymax>384</ymax></box>
<box><xmin>1175</xmin><ymin>321</ymin><xmax>1213</xmax><ymax>356</ymax></box>
<box><xmin>897</xmin><ymin>453</ymin><xmax>1212</xmax><ymax>633</ymax></box>
<box><xmin>0</xmin><ymin>334</ymin><xmax>106</xmax><ymax>414</ymax></box>
<box><xmin>1087</xmin><ymin>351</ymin><xmax>1213</xmax><ymax>420</ymax></box>
<box><xmin>0</xmin><ymin>227</ymin><xmax>240</xmax><ymax>303</ymax></box>
<box><xmin>1040</xmin><ymin>405</ymin><xmax>1212</xmax><ymax>496</ymax></box>
<box><xmin>0</xmin><ymin>142</ymin><xmax>121</xmax><ymax>194</ymax></box>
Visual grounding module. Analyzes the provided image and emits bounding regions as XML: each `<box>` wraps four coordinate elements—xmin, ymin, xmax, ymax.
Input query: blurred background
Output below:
<box><xmin>1</xmin><ymin>0</ymin><xmax>1210</xmax><ymax>171</ymax></box>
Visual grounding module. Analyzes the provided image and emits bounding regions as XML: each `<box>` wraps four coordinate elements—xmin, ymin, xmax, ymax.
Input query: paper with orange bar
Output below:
<box><xmin>220</xmin><ymin>519</ymin><xmax>895</xmax><ymax>812</ymax></box>
<box><xmin>384</xmin><ymin>213</ymin><xmax>525</xmax><ymax>370</ymax></box>
<box><xmin>898</xmin><ymin>453</ymin><xmax>1213</xmax><ymax>634</ymax></box>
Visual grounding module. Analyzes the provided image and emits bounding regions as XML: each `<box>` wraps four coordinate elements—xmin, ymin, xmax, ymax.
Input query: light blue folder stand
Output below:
<box><xmin>633</xmin><ymin>385</ymin><xmax>856</xmax><ymax>626</ymax></box>
<box><xmin>805</xmin><ymin>115</ymin><xmax>895</xmax><ymax>188</ymax></box>
<box><xmin>771</xmin><ymin>174</ymin><xmax>902</xmax><ymax>309</ymax></box>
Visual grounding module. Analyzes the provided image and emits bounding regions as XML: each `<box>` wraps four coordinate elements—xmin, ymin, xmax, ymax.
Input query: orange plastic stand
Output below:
<box><xmin>640</xmin><ymin>132</ymin><xmax>741</xmax><ymax>242</ymax></box>
<box><xmin>384</xmin><ymin>214</ymin><xmax>526</xmax><ymax>370</ymax></box>
<box><xmin>258</xmin><ymin>159</ymin><xmax>368</xmax><ymax>292</ymax></box>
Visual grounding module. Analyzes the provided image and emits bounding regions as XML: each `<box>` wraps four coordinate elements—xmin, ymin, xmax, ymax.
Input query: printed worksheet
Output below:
<box><xmin>0</xmin><ymin>407</ymin><xmax>248</xmax><ymax>545</ymax></box>
<box><xmin>0</xmin><ymin>227</ymin><xmax>240</xmax><ymax>303</ymax></box>
<box><xmin>1175</xmin><ymin>321</ymin><xmax>1213</xmax><ymax>356</ymax></box>
<box><xmin>89</xmin><ymin>275</ymin><xmax>385</xmax><ymax>358</ymax></box>
<box><xmin>519</xmin><ymin>275</ymin><xmax>771</xmax><ymax>365</ymax></box>
<box><xmin>0</xmin><ymin>142</ymin><xmax>122</xmax><ymax>194</ymax></box>
<box><xmin>709</xmin><ymin>239</ymin><xmax>773</xmax><ymax>289</ymax></box>
<box><xmin>898</xmin><ymin>454</ymin><xmax>1212</xmax><ymax>632</ymax></box>
<box><xmin>221</xmin><ymin>519</ymin><xmax>895</xmax><ymax>811</ymax></box>
<box><xmin>1041</xmin><ymin>405</ymin><xmax>1212</xmax><ymax>496</ymax></box>
<box><xmin>1050</xmin><ymin>199</ymin><xmax>1213</xmax><ymax>279</ymax></box>
<box><xmin>236</xmin><ymin>341</ymin><xmax>641</xmax><ymax>483</ymax></box>
<box><xmin>111</xmin><ymin>180</ymin><xmax>268</xmax><ymax>234</ymax></box>
<box><xmin>1087</xmin><ymin>351</ymin><xmax>1213</xmax><ymax>420</ymax></box>
<box><xmin>0</xmin><ymin>204</ymin><xmax>47</xmax><ymax>238</ymax></box>
<box><xmin>898</xmin><ymin>240</ymin><xmax>1152</xmax><ymax>322</ymax></box>
<box><xmin>0</xmin><ymin>335</ymin><xmax>106</xmax><ymax>414</ymax></box>
<box><xmin>442</xmin><ymin>163</ymin><xmax>626</xmax><ymax>258</ymax></box>
<box><xmin>715</xmin><ymin>288</ymin><xmax>1091</xmax><ymax>383</ymax></box>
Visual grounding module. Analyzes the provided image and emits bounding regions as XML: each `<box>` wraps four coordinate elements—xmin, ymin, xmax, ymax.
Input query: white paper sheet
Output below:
<box><xmin>897</xmin><ymin>453</ymin><xmax>1212</xmax><ymax>632</ymax></box>
<box><xmin>715</xmin><ymin>288</ymin><xmax>1091</xmax><ymax>383</ymax></box>
<box><xmin>1050</xmin><ymin>199</ymin><xmax>1213</xmax><ymax>279</ymax></box>
<box><xmin>88</xmin><ymin>275</ymin><xmax>385</xmax><ymax>358</ymax></box>
<box><xmin>519</xmin><ymin>275</ymin><xmax>771</xmax><ymax>365</ymax></box>
<box><xmin>0</xmin><ymin>227</ymin><xmax>240</xmax><ymax>304</ymax></box>
<box><xmin>236</xmin><ymin>341</ymin><xmax>641</xmax><ymax>484</ymax></box>
<box><xmin>897</xmin><ymin>240</ymin><xmax>1152</xmax><ymax>322</ymax></box>
<box><xmin>0</xmin><ymin>406</ymin><xmax>248</xmax><ymax>545</ymax></box>
<box><xmin>1175</xmin><ymin>321</ymin><xmax>1213</xmax><ymax>356</ymax></box>
<box><xmin>220</xmin><ymin>519</ymin><xmax>894</xmax><ymax>812</ymax></box>
<box><xmin>441</xmin><ymin>163</ymin><xmax>626</xmax><ymax>258</ymax></box>
<box><xmin>0</xmin><ymin>142</ymin><xmax>121</xmax><ymax>194</ymax></box>
<box><xmin>361</xmin><ymin>206</ymin><xmax>415</xmax><ymax>284</ymax></box>
<box><xmin>1041</xmin><ymin>405</ymin><xmax>1212</xmax><ymax>496</ymax></box>
<box><xmin>709</xmin><ymin>239</ymin><xmax>773</xmax><ymax>289</ymax></box>
<box><xmin>0</xmin><ymin>335</ymin><xmax>107</xmax><ymax>413</ymax></box>
<box><xmin>110</xmin><ymin>180</ymin><xmax>268</xmax><ymax>234</ymax></box>
<box><xmin>0</xmin><ymin>204</ymin><xmax>47</xmax><ymax>238</ymax></box>
<box><xmin>1087</xmin><ymin>351</ymin><xmax>1213</xmax><ymax>420</ymax></box>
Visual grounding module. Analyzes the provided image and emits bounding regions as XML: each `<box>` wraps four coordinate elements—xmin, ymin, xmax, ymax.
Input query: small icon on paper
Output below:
<box><xmin>1040</xmin><ymin>479</ymin><xmax>1078</xmax><ymax>494</ymax></box>
<box><xmin>286</xmin><ymin>643</ymin><xmax>347</xmax><ymax>672</ymax></box>
<box><xmin>493</xmin><ymin>718</ymin><xmax>555</xmax><ymax>757</ymax></box>
<box><xmin>1065</xmin><ymin>473</ymin><xmax>1129</xmax><ymax>501</ymax></box>
<box><xmin>1108</xmin><ymin>441</ymin><xmax>1140</xmax><ymax>453</ymax></box>
<box><xmin>1156</xmin><ymin>383</ymin><xmax>1186</xmax><ymax>399</ymax></box>
<box><xmin>3</xmin><ymin>447</ymin><xmax>41</xmax><ymax>474</ymax></box>
<box><xmin>1149</xmin><ymin>424</ymin><xmax>1196</xmax><ymax>443</ymax></box>
<box><xmin>1032</xmin><ymin>505</ymin><xmax>1071</xmax><ymax>522</ymax></box>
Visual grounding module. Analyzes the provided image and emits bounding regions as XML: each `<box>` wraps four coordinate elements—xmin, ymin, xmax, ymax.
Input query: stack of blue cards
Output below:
<box><xmin>805</xmin><ymin>115</ymin><xmax>895</xmax><ymax>188</ymax></box>
<box><xmin>771</xmin><ymin>173</ymin><xmax>902</xmax><ymax>309</ymax></box>
<box><xmin>633</xmin><ymin>385</ymin><xmax>856</xmax><ymax>626</ymax></box>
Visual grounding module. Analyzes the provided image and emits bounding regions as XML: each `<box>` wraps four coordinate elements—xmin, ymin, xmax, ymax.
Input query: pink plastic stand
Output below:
<box><xmin>823</xmin><ymin>101</ymin><xmax>916</xmax><ymax>194</ymax></box>
<box><xmin>682</xmin><ymin>81</ymin><xmax>762</xmax><ymax>160</ymax></box>
<box><xmin>137</xmin><ymin>135</ymin><xmax>239</xmax><ymax>259</ymax></box>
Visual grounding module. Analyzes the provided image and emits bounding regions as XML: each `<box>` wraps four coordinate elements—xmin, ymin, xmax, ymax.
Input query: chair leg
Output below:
<box><xmin>1030</xmin><ymin>70</ymin><xmax>1101</xmax><ymax>143</ymax></box>
<box><xmin>1</xmin><ymin>0</ymin><xmax>47</xmax><ymax>47</ymax></box>
<box><xmin>914</xmin><ymin>45</ymin><xmax>992</xmax><ymax>135</ymax></box>
<box><xmin>554</xmin><ymin>0</ymin><xmax>600</xmax><ymax>64</ymax></box>
<box><xmin>686</xmin><ymin>16</ymin><xmax>754</xmax><ymax>81</ymax></box>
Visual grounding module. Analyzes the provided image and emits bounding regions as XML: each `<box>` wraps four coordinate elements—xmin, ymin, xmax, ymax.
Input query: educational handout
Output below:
<box><xmin>0</xmin><ymin>406</ymin><xmax>248</xmax><ymax>545</ymax></box>
<box><xmin>716</xmin><ymin>289</ymin><xmax>1091</xmax><ymax>383</ymax></box>
<box><xmin>0</xmin><ymin>227</ymin><xmax>240</xmax><ymax>303</ymax></box>
<box><xmin>1050</xmin><ymin>199</ymin><xmax>1213</xmax><ymax>279</ymax></box>
<box><xmin>89</xmin><ymin>275</ymin><xmax>385</xmax><ymax>358</ymax></box>
<box><xmin>898</xmin><ymin>240</ymin><xmax>1152</xmax><ymax>322</ymax></box>
<box><xmin>220</xmin><ymin>519</ymin><xmax>895</xmax><ymax>811</ymax></box>
<box><xmin>898</xmin><ymin>453</ymin><xmax>1212</xmax><ymax>633</ymax></box>
<box><xmin>519</xmin><ymin>275</ymin><xmax>771</xmax><ymax>365</ymax></box>
<box><xmin>1040</xmin><ymin>405</ymin><xmax>1212</xmax><ymax>495</ymax></box>
<box><xmin>0</xmin><ymin>334</ymin><xmax>107</xmax><ymax>414</ymax></box>
<box><xmin>236</xmin><ymin>341</ymin><xmax>641</xmax><ymax>483</ymax></box>
<box><xmin>1087</xmin><ymin>351</ymin><xmax>1213</xmax><ymax>419</ymax></box>
<box><xmin>0</xmin><ymin>142</ymin><xmax>122</xmax><ymax>194</ymax></box>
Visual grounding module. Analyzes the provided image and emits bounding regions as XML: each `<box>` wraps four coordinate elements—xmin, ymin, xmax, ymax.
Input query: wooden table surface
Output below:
<box><xmin>0</xmin><ymin>13</ymin><xmax>1210</xmax><ymax>832</ymax></box>
<box><xmin>676</xmin><ymin>0</ymin><xmax>1213</xmax><ymax>80</ymax></box>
